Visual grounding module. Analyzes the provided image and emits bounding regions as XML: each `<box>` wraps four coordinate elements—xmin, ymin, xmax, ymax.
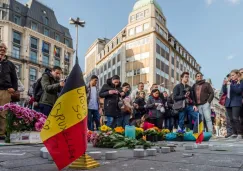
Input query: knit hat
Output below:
<box><xmin>112</xmin><ymin>75</ymin><xmax>120</xmax><ymax>80</ymax></box>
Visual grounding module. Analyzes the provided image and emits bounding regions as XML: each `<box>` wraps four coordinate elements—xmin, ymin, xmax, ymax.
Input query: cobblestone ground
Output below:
<box><xmin>0</xmin><ymin>138</ymin><xmax>243</xmax><ymax>171</ymax></box>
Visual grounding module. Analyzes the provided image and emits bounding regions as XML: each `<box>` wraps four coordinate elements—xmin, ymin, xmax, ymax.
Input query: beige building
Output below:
<box><xmin>84</xmin><ymin>0</ymin><xmax>201</xmax><ymax>92</ymax></box>
<box><xmin>0</xmin><ymin>0</ymin><xmax>74</xmax><ymax>99</ymax></box>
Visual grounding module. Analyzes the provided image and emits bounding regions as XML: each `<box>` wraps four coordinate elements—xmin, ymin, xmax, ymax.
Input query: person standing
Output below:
<box><xmin>130</xmin><ymin>82</ymin><xmax>144</xmax><ymax>103</ymax></box>
<box><xmin>223</xmin><ymin>69</ymin><xmax>243</xmax><ymax>139</ymax></box>
<box><xmin>118</xmin><ymin>82</ymin><xmax>133</xmax><ymax>128</ymax></box>
<box><xmin>87</xmin><ymin>75</ymin><xmax>100</xmax><ymax>131</ymax></box>
<box><xmin>215</xmin><ymin>115</ymin><xmax>221</xmax><ymax>137</ymax></box>
<box><xmin>219</xmin><ymin>74</ymin><xmax>233</xmax><ymax>138</ymax></box>
<box><xmin>99</xmin><ymin>75</ymin><xmax>122</xmax><ymax>128</ymax></box>
<box><xmin>133</xmin><ymin>91</ymin><xmax>147</xmax><ymax>120</ymax></box>
<box><xmin>146</xmin><ymin>89</ymin><xmax>164</xmax><ymax>129</ymax></box>
<box><xmin>0</xmin><ymin>43</ymin><xmax>18</xmax><ymax>139</ymax></box>
<box><xmin>163</xmin><ymin>91</ymin><xmax>174</xmax><ymax>131</ymax></box>
<box><xmin>173</xmin><ymin>72</ymin><xmax>199</xmax><ymax>131</ymax></box>
<box><xmin>39</xmin><ymin>66</ymin><xmax>64</xmax><ymax>116</ymax></box>
<box><xmin>192</xmin><ymin>73</ymin><xmax>214</xmax><ymax>133</ymax></box>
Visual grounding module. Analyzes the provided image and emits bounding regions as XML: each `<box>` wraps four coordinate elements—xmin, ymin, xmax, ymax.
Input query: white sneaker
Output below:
<box><xmin>236</xmin><ymin>135</ymin><xmax>243</xmax><ymax>140</ymax></box>
<box><xmin>227</xmin><ymin>134</ymin><xmax>237</xmax><ymax>139</ymax></box>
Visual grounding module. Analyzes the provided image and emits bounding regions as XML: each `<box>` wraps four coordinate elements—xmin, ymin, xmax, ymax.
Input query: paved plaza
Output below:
<box><xmin>0</xmin><ymin>138</ymin><xmax>243</xmax><ymax>171</ymax></box>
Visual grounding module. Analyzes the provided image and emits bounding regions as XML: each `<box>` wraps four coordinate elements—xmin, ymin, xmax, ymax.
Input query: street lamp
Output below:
<box><xmin>69</xmin><ymin>17</ymin><xmax>85</xmax><ymax>63</ymax></box>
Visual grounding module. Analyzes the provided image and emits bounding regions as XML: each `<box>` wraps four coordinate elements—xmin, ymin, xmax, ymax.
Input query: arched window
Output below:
<box><xmin>44</xmin><ymin>17</ymin><xmax>48</xmax><ymax>25</ymax></box>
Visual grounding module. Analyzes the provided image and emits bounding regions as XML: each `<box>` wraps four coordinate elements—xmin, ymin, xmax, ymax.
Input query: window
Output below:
<box><xmin>54</xmin><ymin>58</ymin><xmax>60</xmax><ymax>66</ymax></box>
<box><xmin>44</xmin><ymin>28</ymin><xmax>49</xmax><ymax>36</ymax></box>
<box><xmin>65</xmin><ymin>52</ymin><xmax>70</xmax><ymax>62</ymax></box>
<box><xmin>156</xmin><ymin>58</ymin><xmax>160</xmax><ymax>69</ymax></box>
<box><xmin>171</xmin><ymin>69</ymin><xmax>174</xmax><ymax>78</ymax></box>
<box><xmin>13</xmin><ymin>31</ymin><xmax>21</xmax><ymax>44</ymax></box>
<box><xmin>130</xmin><ymin>15</ymin><xmax>135</xmax><ymax>22</ymax></box>
<box><xmin>112</xmin><ymin>57</ymin><xmax>116</xmax><ymax>65</ymax></box>
<box><xmin>171</xmin><ymin>56</ymin><xmax>174</xmax><ymax>65</ymax></box>
<box><xmin>136</xmin><ymin>12</ymin><xmax>144</xmax><ymax>20</ymax></box>
<box><xmin>42</xmin><ymin>42</ymin><xmax>49</xmax><ymax>54</ymax></box>
<box><xmin>44</xmin><ymin>17</ymin><xmax>48</xmax><ymax>25</ymax></box>
<box><xmin>108</xmin><ymin>72</ymin><xmax>111</xmax><ymax>78</ymax></box>
<box><xmin>117</xmin><ymin>66</ymin><xmax>121</xmax><ymax>76</ymax></box>
<box><xmin>31</xmin><ymin>22</ymin><xmax>37</xmax><ymax>31</ymax></box>
<box><xmin>0</xmin><ymin>10</ymin><xmax>7</xmax><ymax>20</ymax></box>
<box><xmin>29</xmin><ymin>68</ymin><xmax>37</xmax><ymax>81</ymax></box>
<box><xmin>15</xmin><ymin>64</ymin><xmax>21</xmax><ymax>78</ymax></box>
<box><xmin>43</xmin><ymin>54</ymin><xmax>49</xmax><ymax>66</ymax></box>
<box><xmin>30</xmin><ymin>37</ymin><xmax>38</xmax><ymax>49</ymax></box>
<box><xmin>117</xmin><ymin>54</ymin><xmax>120</xmax><ymax>62</ymax></box>
<box><xmin>144</xmin><ymin>9</ymin><xmax>149</xmax><ymax>17</ymax></box>
<box><xmin>159</xmin><ymin>27</ymin><xmax>165</xmax><ymax>37</ymax></box>
<box><xmin>55</xmin><ymin>46</ymin><xmax>61</xmax><ymax>57</ymax></box>
<box><xmin>112</xmin><ymin>69</ymin><xmax>115</xmax><ymax>76</ymax></box>
<box><xmin>65</xmin><ymin>39</ymin><xmax>70</xmax><ymax>47</ymax></box>
<box><xmin>156</xmin><ymin>44</ymin><xmax>160</xmax><ymax>54</ymax></box>
<box><xmin>156</xmin><ymin>24</ymin><xmax>159</xmax><ymax>31</ymax></box>
<box><xmin>136</xmin><ymin>25</ymin><xmax>143</xmax><ymax>34</ymax></box>
<box><xmin>104</xmin><ymin>63</ymin><xmax>107</xmax><ymax>71</ymax></box>
<box><xmin>156</xmin><ymin>11</ymin><xmax>159</xmax><ymax>17</ymax></box>
<box><xmin>129</xmin><ymin>28</ymin><xmax>134</xmax><ymax>36</ymax></box>
<box><xmin>108</xmin><ymin>60</ymin><xmax>111</xmax><ymax>68</ymax></box>
<box><xmin>30</xmin><ymin>50</ymin><xmax>37</xmax><ymax>63</ymax></box>
<box><xmin>55</xmin><ymin>34</ymin><xmax>60</xmax><ymax>41</ymax></box>
<box><xmin>14</xmin><ymin>15</ymin><xmax>20</xmax><ymax>25</ymax></box>
<box><xmin>144</xmin><ymin>23</ymin><xmax>149</xmax><ymax>30</ymax></box>
<box><xmin>13</xmin><ymin>45</ymin><xmax>20</xmax><ymax>59</ymax></box>
<box><xmin>177</xmin><ymin>73</ymin><xmax>179</xmax><ymax>81</ymax></box>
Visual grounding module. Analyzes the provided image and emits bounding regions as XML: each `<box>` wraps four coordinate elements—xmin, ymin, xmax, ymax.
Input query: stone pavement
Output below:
<box><xmin>0</xmin><ymin>138</ymin><xmax>242</xmax><ymax>171</ymax></box>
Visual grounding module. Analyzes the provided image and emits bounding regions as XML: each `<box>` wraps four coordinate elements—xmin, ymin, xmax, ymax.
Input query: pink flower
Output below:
<box><xmin>35</xmin><ymin>121</ymin><xmax>44</xmax><ymax>132</ymax></box>
<box><xmin>3</xmin><ymin>103</ymin><xmax>10</xmax><ymax>110</ymax></box>
<box><xmin>0</xmin><ymin>106</ymin><xmax>3</xmax><ymax>112</ymax></box>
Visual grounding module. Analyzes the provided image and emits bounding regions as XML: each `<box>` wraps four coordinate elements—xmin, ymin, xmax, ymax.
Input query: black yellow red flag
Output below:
<box><xmin>40</xmin><ymin>63</ymin><xmax>87</xmax><ymax>170</ymax></box>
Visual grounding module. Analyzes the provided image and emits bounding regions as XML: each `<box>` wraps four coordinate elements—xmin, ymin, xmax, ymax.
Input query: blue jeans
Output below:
<box><xmin>88</xmin><ymin>109</ymin><xmax>100</xmax><ymax>131</ymax></box>
<box><xmin>198</xmin><ymin>102</ymin><xmax>213</xmax><ymax>132</ymax></box>
<box><xmin>106</xmin><ymin>117</ymin><xmax>114</xmax><ymax>128</ymax></box>
<box><xmin>117</xmin><ymin>115</ymin><xmax>130</xmax><ymax>128</ymax></box>
<box><xmin>39</xmin><ymin>104</ymin><xmax>52</xmax><ymax>116</ymax></box>
<box><xmin>165</xmin><ymin>117</ymin><xmax>174</xmax><ymax>131</ymax></box>
<box><xmin>178</xmin><ymin>105</ymin><xmax>199</xmax><ymax>130</ymax></box>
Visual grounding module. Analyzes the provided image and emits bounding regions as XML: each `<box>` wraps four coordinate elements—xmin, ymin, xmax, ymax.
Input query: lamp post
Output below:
<box><xmin>69</xmin><ymin>17</ymin><xmax>85</xmax><ymax>63</ymax></box>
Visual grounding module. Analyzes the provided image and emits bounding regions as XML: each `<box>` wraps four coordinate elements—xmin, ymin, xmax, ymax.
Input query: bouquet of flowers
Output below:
<box><xmin>114</xmin><ymin>127</ymin><xmax>125</xmax><ymax>135</ymax></box>
<box><xmin>0</xmin><ymin>103</ymin><xmax>47</xmax><ymax>142</ymax></box>
<box><xmin>87</xmin><ymin>130</ymin><xmax>93</xmax><ymax>142</ymax></box>
<box><xmin>100</xmin><ymin>125</ymin><xmax>112</xmax><ymax>132</ymax></box>
<box><xmin>135</xmin><ymin>127</ymin><xmax>144</xmax><ymax>139</ymax></box>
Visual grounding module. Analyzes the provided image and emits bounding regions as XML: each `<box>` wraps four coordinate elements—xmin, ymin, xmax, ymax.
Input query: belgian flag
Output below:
<box><xmin>40</xmin><ymin>62</ymin><xmax>87</xmax><ymax>170</ymax></box>
<box><xmin>193</xmin><ymin>112</ymin><xmax>204</xmax><ymax>144</ymax></box>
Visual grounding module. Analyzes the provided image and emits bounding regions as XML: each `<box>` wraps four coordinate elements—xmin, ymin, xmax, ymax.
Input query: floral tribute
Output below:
<box><xmin>0</xmin><ymin>103</ymin><xmax>47</xmax><ymax>142</ymax></box>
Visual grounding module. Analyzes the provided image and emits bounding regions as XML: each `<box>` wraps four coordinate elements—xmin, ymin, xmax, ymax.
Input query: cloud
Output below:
<box><xmin>226</xmin><ymin>55</ymin><xmax>235</xmax><ymax>60</ymax></box>
<box><xmin>206</xmin><ymin>0</ymin><xmax>215</xmax><ymax>5</ymax></box>
<box><xmin>226</xmin><ymin>0</ymin><xmax>241</xmax><ymax>4</ymax></box>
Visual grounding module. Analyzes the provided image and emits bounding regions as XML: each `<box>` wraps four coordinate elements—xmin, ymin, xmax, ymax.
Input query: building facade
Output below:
<box><xmin>0</xmin><ymin>0</ymin><xmax>74</xmax><ymax>99</ymax></box>
<box><xmin>84</xmin><ymin>0</ymin><xmax>201</xmax><ymax>93</ymax></box>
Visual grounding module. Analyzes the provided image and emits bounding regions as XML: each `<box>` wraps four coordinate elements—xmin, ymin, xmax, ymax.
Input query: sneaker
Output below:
<box><xmin>227</xmin><ymin>134</ymin><xmax>237</xmax><ymax>139</ymax></box>
<box><xmin>236</xmin><ymin>135</ymin><xmax>243</xmax><ymax>140</ymax></box>
<box><xmin>225</xmin><ymin>134</ymin><xmax>232</xmax><ymax>138</ymax></box>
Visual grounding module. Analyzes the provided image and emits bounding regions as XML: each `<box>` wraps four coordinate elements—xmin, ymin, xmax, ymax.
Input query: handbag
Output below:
<box><xmin>118</xmin><ymin>98</ymin><xmax>131</xmax><ymax>113</ymax></box>
<box><xmin>11</xmin><ymin>91</ymin><xmax>20</xmax><ymax>102</ymax></box>
<box><xmin>172</xmin><ymin>100</ymin><xmax>185</xmax><ymax>111</ymax></box>
<box><xmin>219</xmin><ymin>93</ymin><xmax>226</xmax><ymax>106</ymax></box>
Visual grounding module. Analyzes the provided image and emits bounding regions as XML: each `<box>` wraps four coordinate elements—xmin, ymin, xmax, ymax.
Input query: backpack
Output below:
<box><xmin>33</xmin><ymin>77</ymin><xmax>43</xmax><ymax>102</ymax></box>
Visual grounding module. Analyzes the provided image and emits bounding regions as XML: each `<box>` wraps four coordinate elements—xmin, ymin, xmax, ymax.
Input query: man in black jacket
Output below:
<box><xmin>0</xmin><ymin>43</ymin><xmax>18</xmax><ymax>139</ymax></box>
<box><xmin>99</xmin><ymin>75</ymin><xmax>123</xmax><ymax>128</ymax></box>
<box><xmin>173</xmin><ymin>72</ymin><xmax>199</xmax><ymax>131</ymax></box>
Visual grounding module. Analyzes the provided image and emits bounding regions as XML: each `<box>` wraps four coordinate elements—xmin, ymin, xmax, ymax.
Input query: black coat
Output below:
<box><xmin>134</xmin><ymin>97</ymin><xmax>147</xmax><ymax>116</ymax></box>
<box><xmin>99</xmin><ymin>78</ymin><xmax>122</xmax><ymax>118</ymax></box>
<box><xmin>0</xmin><ymin>59</ymin><xmax>18</xmax><ymax>91</ymax></box>
<box><xmin>173</xmin><ymin>83</ymin><xmax>195</xmax><ymax>105</ymax></box>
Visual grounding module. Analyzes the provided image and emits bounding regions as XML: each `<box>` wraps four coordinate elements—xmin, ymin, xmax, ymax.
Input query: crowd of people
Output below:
<box><xmin>0</xmin><ymin>41</ymin><xmax>243</xmax><ymax>140</ymax></box>
<box><xmin>87</xmin><ymin>71</ymin><xmax>216</xmax><ymax>135</ymax></box>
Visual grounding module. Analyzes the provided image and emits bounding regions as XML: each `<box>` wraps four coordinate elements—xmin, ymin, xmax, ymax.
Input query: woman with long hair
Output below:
<box><xmin>146</xmin><ymin>89</ymin><xmax>165</xmax><ymax>129</ymax></box>
<box><xmin>223</xmin><ymin>69</ymin><xmax>243</xmax><ymax>139</ymax></box>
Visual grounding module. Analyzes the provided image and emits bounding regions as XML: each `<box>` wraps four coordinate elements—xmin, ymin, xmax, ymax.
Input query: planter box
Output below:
<box><xmin>10</xmin><ymin>131</ymin><xmax>42</xmax><ymax>144</ymax></box>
